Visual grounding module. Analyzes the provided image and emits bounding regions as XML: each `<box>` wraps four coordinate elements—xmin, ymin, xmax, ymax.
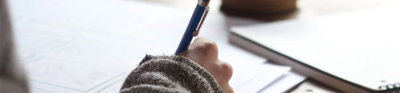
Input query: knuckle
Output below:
<box><xmin>203</xmin><ymin>41</ymin><xmax>217</xmax><ymax>51</ymax></box>
<box><xmin>220</xmin><ymin>62</ymin><xmax>233</xmax><ymax>79</ymax></box>
<box><xmin>192</xmin><ymin>37</ymin><xmax>218</xmax><ymax>56</ymax></box>
<box><xmin>195</xmin><ymin>41</ymin><xmax>218</xmax><ymax>54</ymax></box>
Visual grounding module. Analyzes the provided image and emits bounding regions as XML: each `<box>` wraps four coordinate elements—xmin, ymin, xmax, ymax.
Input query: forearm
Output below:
<box><xmin>120</xmin><ymin>55</ymin><xmax>223</xmax><ymax>93</ymax></box>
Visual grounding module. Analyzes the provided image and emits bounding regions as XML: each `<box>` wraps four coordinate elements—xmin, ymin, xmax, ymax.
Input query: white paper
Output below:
<box><xmin>259</xmin><ymin>71</ymin><xmax>306</xmax><ymax>93</ymax></box>
<box><xmin>233</xmin><ymin>63</ymin><xmax>291</xmax><ymax>93</ymax></box>
<box><xmin>97</xmin><ymin>79</ymin><xmax>125</xmax><ymax>93</ymax></box>
<box><xmin>217</xmin><ymin>41</ymin><xmax>291</xmax><ymax>92</ymax></box>
<box><xmin>25</xmin><ymin>56</ymin><xmax>123</xmax><ymax>92</ymax></box>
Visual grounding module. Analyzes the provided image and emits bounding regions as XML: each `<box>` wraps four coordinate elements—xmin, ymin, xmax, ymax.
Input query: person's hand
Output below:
<box><xmin>179</xmin><ymin>37</ymin><xmax>234</xmax><ymax>93</ymax></box>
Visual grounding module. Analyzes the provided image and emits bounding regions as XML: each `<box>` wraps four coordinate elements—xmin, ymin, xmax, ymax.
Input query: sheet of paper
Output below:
<box><xmin>25</xmin><ymin>57</ymin><xmax>123</xmax><ymax>92</ymax></box>
<box><xmin>232</xmin><ymin>63</ymin><xmax>291</xmax><ymax>93</ymax></box>
<box><xmin>216</xmin><ymin>41</ymin><xmax>291</xmax><ymax>92</ymax></box>
<box><xmin>259</xmin><ymin>71</ymin><xmax>306</xmax><ymax>93</ymax></box>
<box><xmin>9</xmin><ymin>0</ymin><xmax>185</xmax><ymax>92</ymax></box>
<box><xmin>97</xmin><ymin>80</ymin><xmax>125</xmax><ymax>93</ymax></box>
<box><xmin>9</xmin><ymin>0</ymin><xmax>294</xmax><ymax>92</ymax></box>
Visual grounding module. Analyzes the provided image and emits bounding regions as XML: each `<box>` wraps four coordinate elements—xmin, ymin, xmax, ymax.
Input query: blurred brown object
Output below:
<box><xmin>221</xmin><ymin>0</ymin><xmax>297</xmax><ymax>21</ymax></box>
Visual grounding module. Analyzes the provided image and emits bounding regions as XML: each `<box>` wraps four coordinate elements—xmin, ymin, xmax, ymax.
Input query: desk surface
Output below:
<box><xmin>140</xmin><ymin>0</ymin><xmax>399</xmax><ymax>92</ymax></box>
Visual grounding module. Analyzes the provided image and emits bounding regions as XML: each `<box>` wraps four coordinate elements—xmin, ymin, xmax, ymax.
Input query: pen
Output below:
<box><xmin>175</xmin><ymin>0</ymin><xmax>210</xmax><ymax>55</ymax></box>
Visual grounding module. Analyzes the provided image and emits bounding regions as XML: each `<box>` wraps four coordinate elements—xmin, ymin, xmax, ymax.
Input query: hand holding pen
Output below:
<box><xmin>175</xmin><ymin>0</ymin><xmax>210</xmax><ymax>55</ymax></box>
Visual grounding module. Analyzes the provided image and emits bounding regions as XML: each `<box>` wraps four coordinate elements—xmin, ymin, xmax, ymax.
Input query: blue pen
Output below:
<box><xmin>175</xmin><ymin>0</ymin><xmax>210</xmax><ymax>55</ymax></box>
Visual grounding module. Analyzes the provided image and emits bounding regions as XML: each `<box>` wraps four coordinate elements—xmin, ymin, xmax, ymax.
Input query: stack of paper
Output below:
<box><xmin>8</xmin><ymin>0</ymin><xmax>305</xmax><ymax>92</ymax></box>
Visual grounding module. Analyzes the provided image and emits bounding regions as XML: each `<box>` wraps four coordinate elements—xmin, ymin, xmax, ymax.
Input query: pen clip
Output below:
<box><xmin>193</xmin><ymin>6</ymin><xmax>209</xmax><ymax>37</ymax></box>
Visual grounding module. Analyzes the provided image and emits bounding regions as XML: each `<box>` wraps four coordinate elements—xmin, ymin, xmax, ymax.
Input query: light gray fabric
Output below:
<box><xmin>120</xmin><ymin>55</ymin><xmax>223</xmax><ymax>93</ymax></box>
<box><xmin>0</xmin><ymin>0</ymin><xmax>30</xmax><ymax>93</ymax></box>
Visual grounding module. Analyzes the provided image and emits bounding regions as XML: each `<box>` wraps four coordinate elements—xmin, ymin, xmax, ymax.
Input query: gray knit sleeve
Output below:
<box><xmin>120</xmin><ymin>55</ymin><xmax>223</xmax><ymax>93</ymax></box>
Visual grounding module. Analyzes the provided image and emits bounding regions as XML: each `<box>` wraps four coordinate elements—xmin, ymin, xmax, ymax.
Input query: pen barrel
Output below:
<box><xmin>175</xmin><ymin>5</ymin><xmax>207</xmax><ymax>55</ymax></box>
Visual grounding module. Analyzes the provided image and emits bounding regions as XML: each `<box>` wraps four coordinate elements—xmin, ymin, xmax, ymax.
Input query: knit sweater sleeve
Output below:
<box><xmin>120</xmin><ymin>55</ymin><xmax>223</xmax><ymax>93</ymax></box>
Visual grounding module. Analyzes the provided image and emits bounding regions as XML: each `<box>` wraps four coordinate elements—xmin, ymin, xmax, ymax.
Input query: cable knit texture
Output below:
<box><xmin>120</xmin><ymin>55</ymin><xmax>223</xmax><ymax>93</ymax></box>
